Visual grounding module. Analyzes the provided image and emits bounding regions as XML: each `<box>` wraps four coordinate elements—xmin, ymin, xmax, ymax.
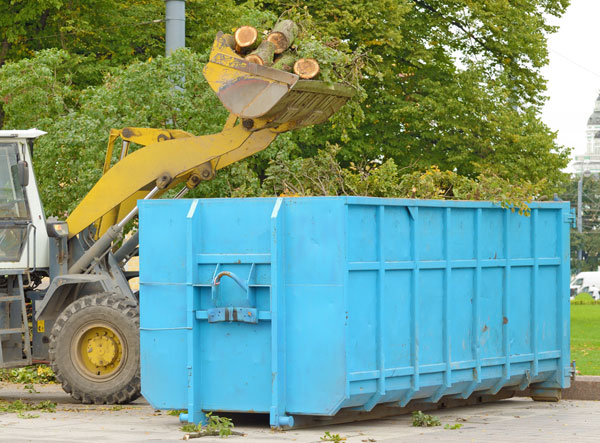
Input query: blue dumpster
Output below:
<box><xmin>138</xmin><ymin>197</ymin><xmax>571</xmax><ymax>427</ymax></box>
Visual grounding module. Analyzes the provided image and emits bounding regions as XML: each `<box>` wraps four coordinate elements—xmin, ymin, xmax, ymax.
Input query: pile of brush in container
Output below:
<box><xmin>232</xmin><ymin>20</ymin><xmax>320</xmax><ymax>80</ymax></box>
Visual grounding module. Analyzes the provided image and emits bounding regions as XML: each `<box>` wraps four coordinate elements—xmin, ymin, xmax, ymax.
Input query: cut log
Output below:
<box><xmin>234</xmin><ymin>26</ymin><xmax>259</xmax><ymax>53</ymax></box>
<box><xmin>293</xmin><ymin>58</ymin><xmax>320</xmax><ymax>79</ymax></box>
<box><xmin>272</xmin><ymin>53</ymin><xmax>296</xmax><ymax>72</ymax></box>
<box><xmin>245</xmin><ymin>40</ymin><xmax>276</xmax><ymax>66</ymax></box>
<box><xmin>266</xmin><ymin>20</ymin><xmax>299</xmax><ymax>54</ymax></box>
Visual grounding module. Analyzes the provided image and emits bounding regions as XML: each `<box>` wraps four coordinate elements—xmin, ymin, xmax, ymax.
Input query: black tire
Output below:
<box><xmin>49</xmin><ymin>293</ymin><xmax>141</xmax><ymax>404</ymax></box>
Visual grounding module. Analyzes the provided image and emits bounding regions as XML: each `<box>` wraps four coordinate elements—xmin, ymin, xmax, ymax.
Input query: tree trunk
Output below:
<box><xmin>266</xmin><ymin>20</ymin><xmax>298</xmax><ymax>54</ymax></box>
<box><xmin>272</xmin><ymin>53</ymin><xmax>296</xmax><ymax>72</ymax></box>
<box><xmin>0</xmin><ymin>40</ymin><xmax>10</xmax><ymax>68</ymax></box>
<box><xmin>293</xmin><ymin>58</ymin><xmax>320</xmax><ymax>79</ymax></box>
<box><xmin>245</xmin><ymin>41</ymin><xmax>276</xmax><ymax>66</ymax></box>
<box><xmin>234</xmin><ymin>25</ymin><xmax>259</xmax><ymax>54</ymax></box>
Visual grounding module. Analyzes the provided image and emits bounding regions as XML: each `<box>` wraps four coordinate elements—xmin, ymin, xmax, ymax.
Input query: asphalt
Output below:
<box><xmin>1</xmin><ymin>383</ymin><xmax>599</xmax><ymax>442</ymax></box>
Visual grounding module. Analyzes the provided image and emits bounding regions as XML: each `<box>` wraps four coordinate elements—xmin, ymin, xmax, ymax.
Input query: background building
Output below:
<box><xmin>572</xmin><ymin>93</ymin><xmax>600</xmax><ymax>176</ymax></box>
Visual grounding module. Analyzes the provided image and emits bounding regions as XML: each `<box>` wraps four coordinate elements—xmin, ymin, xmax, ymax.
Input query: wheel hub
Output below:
<box><xmin>87</xmin><ymin>334</ymin><xmax>118</xmax><ymax>367</ymax></box>
<box><xmin>73</xmin><ymin>325</ymin><xmax>125</xmax><ymax>379</ymax></box>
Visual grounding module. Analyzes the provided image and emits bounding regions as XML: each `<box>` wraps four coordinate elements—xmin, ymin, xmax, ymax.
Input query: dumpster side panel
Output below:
<box><xmin>284</xmin><ymin>199</ymin><xmax>347</xmax><ymax>415</ymax></box>
<box><xmin>340</xmin><ymin>199</ymin><xmax>570</xmax><ymax>411</ymax></box>
<box><xmin>139</xmin><ymin>200</ymin><xmax>192</xmax><ymax>409</ymax></box>
<box><xmin>139</xmin><ymin>197</ymin><xmax>571</xmax><ymax>424</ymax></box>
<box><xmin>193</xmin><ymin>199</ymin><xmax>275</xmax><ymax>414</ymax></box>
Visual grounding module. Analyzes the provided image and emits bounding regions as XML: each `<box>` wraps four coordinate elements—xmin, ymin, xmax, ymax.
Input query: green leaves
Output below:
<box><xmin>411</xmin><ymin>410</ymin><xmax>441</xmax><ymax>427</ymax></box>
<box><xmin>0</xmin><ymin>49</ymin><xmax>81</xmax><ymax>128</ymax></box>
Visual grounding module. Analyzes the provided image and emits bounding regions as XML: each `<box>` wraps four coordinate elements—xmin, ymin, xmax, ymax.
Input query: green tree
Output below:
<box><xmin>0</xmin><ymin>0</ymin><xmax>63</xmax><ymax>67</ymax></box>
<box><xmin>260</xmin><ymin>0</ymin><xmax>571</xmax><ymax>191</ymax></box>
<box><xmin>0</xmin><ymin>49</ymin><xmax>84</xmax><ymax>129</ymax></box>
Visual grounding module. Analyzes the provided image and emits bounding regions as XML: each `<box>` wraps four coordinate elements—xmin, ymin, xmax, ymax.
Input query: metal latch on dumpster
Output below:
<box><xmin>207</xmin><ymin>307</ymin><xmax>258</xmax><ymax>324</ymax></box>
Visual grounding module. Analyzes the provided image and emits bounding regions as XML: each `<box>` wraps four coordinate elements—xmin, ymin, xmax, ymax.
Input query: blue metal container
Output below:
<box><xmin>138</xmin><ymin>197</ymin><xmax>571</xmax><ymax>428</ymax></box>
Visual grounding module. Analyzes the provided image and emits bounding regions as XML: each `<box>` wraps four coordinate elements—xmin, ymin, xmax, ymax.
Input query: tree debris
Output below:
<box><xmin>293</xmin><ymin>58</ymin><xmax>320</xmax><ymax>79</ymax></box>
<box><xmin>266</xmin><ymin>19</ymin><xmax>298</xmax><ymax>54</ymax></box>
<box><xmin>245</xmin><ymin>40</ymin><xmax>276</xmax><ymax>66</ymax></box>
<box><xmin>234</xmin><ymin>25</ymin><xmax>259</xmax><ymax>53</ymax></box>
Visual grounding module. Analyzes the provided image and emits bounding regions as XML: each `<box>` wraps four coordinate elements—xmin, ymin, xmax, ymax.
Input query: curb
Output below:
<box><xmin>516</xmin><ymin>376</ymin><xmax>600</xmax><ymax>401</ymax></box>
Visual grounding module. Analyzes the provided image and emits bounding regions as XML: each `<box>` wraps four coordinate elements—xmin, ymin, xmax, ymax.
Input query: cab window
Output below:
<box><xmin>0</xmin><ymin>142</ymin><xmax>30</xmax><ymax>261</ymax></box>
<box><xmin>0</xmin><ymin>143</ymin><xmax>29</xmax><ymax>219</ymax></box>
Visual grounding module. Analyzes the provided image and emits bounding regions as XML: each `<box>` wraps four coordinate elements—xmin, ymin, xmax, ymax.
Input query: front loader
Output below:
<box><xmin>0</xmin><ymin>32</ymin><xmax>353</xmax><ymax>403</ymax></box>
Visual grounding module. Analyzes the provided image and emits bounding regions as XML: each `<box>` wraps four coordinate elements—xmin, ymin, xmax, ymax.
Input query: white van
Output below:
<box><xmin>570</xmin><ymin>271</ymin><xmax>600</xmax><ymax>299</ymax></box>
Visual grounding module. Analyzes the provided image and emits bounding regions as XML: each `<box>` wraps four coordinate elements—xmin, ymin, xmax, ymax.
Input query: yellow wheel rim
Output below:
<box><xmin>72</xmin><ymin>322</ymin><xmax>126</xmax><ymax>381</ymax></box>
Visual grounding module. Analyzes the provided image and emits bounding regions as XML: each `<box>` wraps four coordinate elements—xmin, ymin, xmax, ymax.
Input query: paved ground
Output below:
<box><xmin>1</xmin><ymin>383</ymin><xmax>599</xmax><ymax>442</ymax></box>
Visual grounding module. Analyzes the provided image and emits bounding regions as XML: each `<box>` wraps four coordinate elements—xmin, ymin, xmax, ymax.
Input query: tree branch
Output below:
<box><xmin>0</xmin><ymin>40</ymin><xmax>10</xmax><ymax>68</ymax></box>
<box><xmin>412</xmin><ymin>0</ymin><xmax>504</xmax><ymax>62</ymax></box>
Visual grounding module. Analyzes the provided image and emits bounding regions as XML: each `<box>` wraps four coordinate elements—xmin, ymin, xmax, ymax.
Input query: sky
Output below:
<box><xmin>542</xmin><ymin>0</ymin><xmax>600</xmax><ymax>167</ymax></box>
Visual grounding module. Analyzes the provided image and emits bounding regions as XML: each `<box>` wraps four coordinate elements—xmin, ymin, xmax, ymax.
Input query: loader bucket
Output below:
<box><xmin>203</xmin><ymin>32</ymin><xmax>355</xmax><ymax>131</ymax></box>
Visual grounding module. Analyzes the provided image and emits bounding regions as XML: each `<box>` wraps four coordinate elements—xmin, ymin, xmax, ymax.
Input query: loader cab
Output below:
<box><xmin>0</xmin><ymin>129</ymin><xmax>49</xmax><ymax>270</ymax></box>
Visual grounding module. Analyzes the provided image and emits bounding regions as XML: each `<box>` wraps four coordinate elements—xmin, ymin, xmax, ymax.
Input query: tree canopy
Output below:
<box><xmin>0</xmin><ymin>0</ymin><xmax>572</xmax><ymax>217</ymax></box>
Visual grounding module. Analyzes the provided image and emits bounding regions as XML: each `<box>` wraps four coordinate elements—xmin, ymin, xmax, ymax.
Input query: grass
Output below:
<box><xmin>571</xmin><ymin>295</ymin><xmax>600</xmax><ymax>375</ymax></box>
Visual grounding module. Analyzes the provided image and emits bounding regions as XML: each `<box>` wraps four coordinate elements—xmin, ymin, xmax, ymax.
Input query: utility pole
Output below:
<box><xmin>165</xmin><ymin>0</ymin><xmax>185</xmax><ymax>56</ymax></box>
<box><xmin>578</xmin><ymin>175</ymin><xmax>583</xmax><ymax>260</ymax></box>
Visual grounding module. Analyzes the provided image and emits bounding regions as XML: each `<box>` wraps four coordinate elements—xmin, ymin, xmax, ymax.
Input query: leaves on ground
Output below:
<box><xmin>321</xmin><ymin>431</ymin><xmax>346</xmax><ymax>442</ymax></box>
<box><xmin>181</xmin><ymin>412</ymin><xmax>235</xmax><ymax>438</ymax></box>
<box><xmin>411</xmin><ymin>411</ymin><xmax>441</xmax><ymax>427</ymax></box>
<box><xmin>0</xmin><ymin>400</ymin><xmax>56</xmax><ymax>414</ymax></box>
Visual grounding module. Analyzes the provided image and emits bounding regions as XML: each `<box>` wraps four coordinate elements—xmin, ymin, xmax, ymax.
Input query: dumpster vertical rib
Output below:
<box><xmin>270</xmin><ymin>198</ymin><xmax>292</xmax><ymax>428</ymax></box>
<box><xmin>399</xmin><ymin>205</ymin><xmax>419</xmax><ymax>407</ymax></box>
<box><xmin>531</xmin><ymin>208</ymin><xmax>539</xmax><ymax>377</ymax></box>
<box><xmin>491</xmin><ymin>209</ymin><xmax>511</xmax><ymax>394</ymax></box>
<box><xmin>429</xmin><ymin>207</ymin><xmax>451</xmax><ymax>403</ymax></box>
<box><xmin>362</xmin><ymin>205</ymin><xmax>386</xmax><ymax>411</ymax></box>
<box><xmin>462</xmin><ymin>208</ymin><xmax>482</xmax><ymax>399</ymax></box>
<box><xmin>475</xmin><ymin>208</ymin><xmax>482</xmax><ymax>383</ymax></box>
<box><xmin>343</xmin><ymin>202</ymin><xmax>351</xmax><ymax>400</ymax></box>
<box><xmin>557</xmin><ymin>208</ymin><xmax>568</xmax><ymax>385</ymax></box>
<box><xmin>183</xmin><ymin>200</ymin><xmax>205</xmax><ymax>425</ymax></box>
<box><xmin>443</xmin><ymin>208</ymin><xmax>452</xmax><ymax>388</ymax></box>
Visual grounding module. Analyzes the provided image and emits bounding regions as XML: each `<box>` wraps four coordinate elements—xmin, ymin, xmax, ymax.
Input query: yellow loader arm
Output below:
<box><xmin>66</xmin><ymin>32</ymin><xmax>354</xmax><ymax>239</ymax></box>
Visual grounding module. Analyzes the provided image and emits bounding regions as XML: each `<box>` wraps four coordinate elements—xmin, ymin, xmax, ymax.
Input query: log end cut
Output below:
<box><xmin>266</xmin><ymin>32</ymin><xmax>289</xmax><ymax>55</ymax></box>
<box><xmin>234</xmin><ymin>26</ymin><xmax>258</xmax><ymax>49</ymax></box>
<box><xmin>245</xmin><ymin>54</ymin><xmax>264</xmax><ymax>66</ymax></box>
<box><xmin>293</xmin><ymin>58</ymin><xmax>320</xmax><ymax>79</ymax></box>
